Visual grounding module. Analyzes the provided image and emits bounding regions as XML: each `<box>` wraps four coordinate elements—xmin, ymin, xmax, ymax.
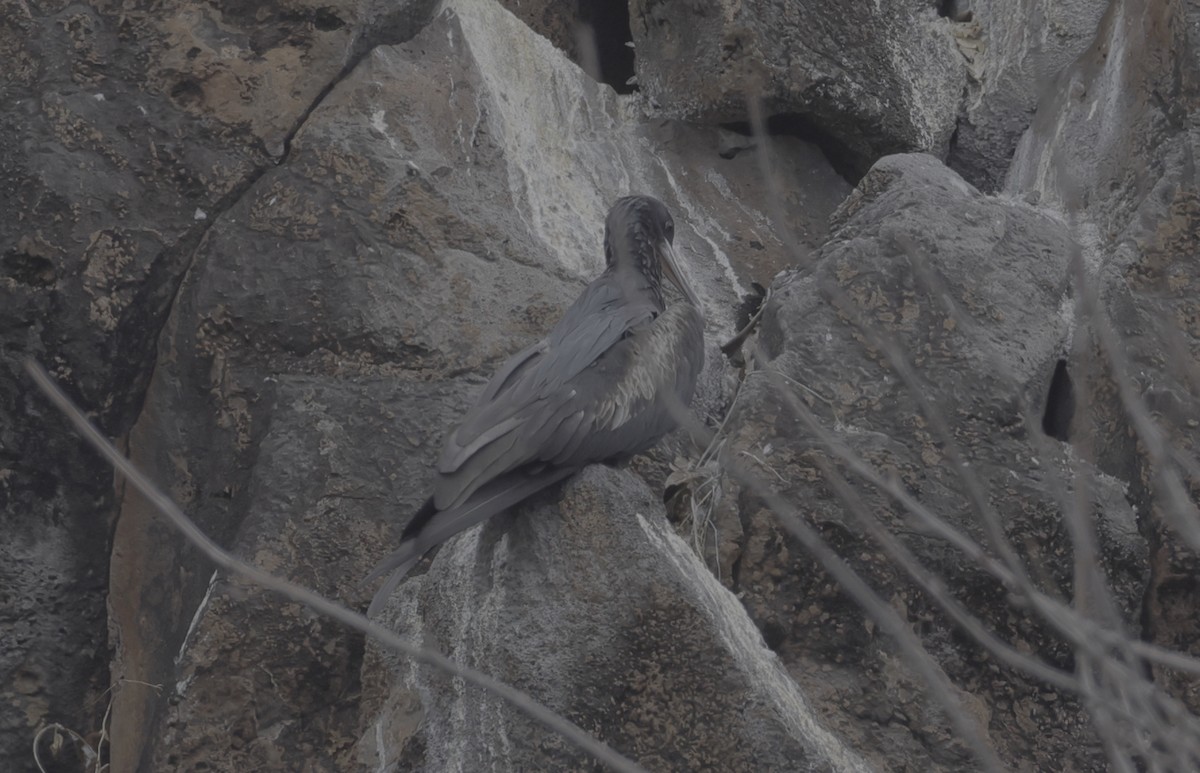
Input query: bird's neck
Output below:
<box><xmin>605</xmin><ymin>230</ymin><xmax>665</xmax><ymax>308</ymax></box>
<box><xmin>602</xmin><ymin>262</ymin><xmax>665</xmax><ymax>309</ymax></box>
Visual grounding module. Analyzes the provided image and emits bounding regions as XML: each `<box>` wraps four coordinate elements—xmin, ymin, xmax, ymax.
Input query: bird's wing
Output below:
<box><xmin>364</xmin><ymin>465</ymin><xmax>576</xmax><ymax>616</ymax></box>
<box><xmin>449</xmin><ymin>279</ymin><xmax>652</xmax><ymax>441</ymax></box>
<box><xmin>434</xmin><ymin>277</ymin><xmax>659</xmax><ymax>507</ymax></box>
<box><xmin>543</xmin><ymin>301</ymin><xmax>706</xmax><ymax>467</ymax></box>
<box><xmin>364</xmin><ymin>301</ymin><xmax>704</xmax><ymax>614</ymax></box>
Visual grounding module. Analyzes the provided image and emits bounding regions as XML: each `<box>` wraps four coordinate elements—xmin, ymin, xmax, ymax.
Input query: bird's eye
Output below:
<box><xmin>664</xmin><ymin>220</ymin><xmax>674</xmax><ymax>240</ymax></box>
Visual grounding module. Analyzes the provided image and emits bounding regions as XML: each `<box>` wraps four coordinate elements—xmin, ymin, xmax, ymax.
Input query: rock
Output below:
<box><xmin>2</xmin><ymin>0</ymin><xmax>447</xmax><ymax>761</ymax></box>
<box><xmin>945</xmin><ymin>0</ymin><xmax>1109</xmax><ymax>191</ymax></box>
<box><xmin>494</xmin><ymin>0</ymin><xmax>641</xmax><ymax>95</ymax></box>
<box><xmin>1006</xmin><ymin>0</ymin><xmax>1192</xmax><ymax>243</ymax></box>
<box><xmin>1</xmin><ymin>1</ymin><xmax>300</xmax><ymax>765</ymax></box>
<box><xmin>363</xmin><ymin>465</ymin><xmax>872</xmax><ymax>771</ymax></box>
<box><xmin>10</xmin><ymin>0</ymin><xmax>1199</xmax><ymax>768</ymax></box>
<box><xmin>1</xmin><ymin>0</ymin><xmax>520</xmax><ymax>766</ymax></box>
<box><xmin>1006</xmin><ymin>0</ymin><xmax>1200</xmax><ymax>720</ymax></box>
<box><xmin>628</xmin><ymin>0</ymin><xmax>966</xmax><ymax>178</ymax></box>
<box><xmin>98</xmin><ymin>0</ymin><xmax>848</xmax><ymax>769</ymax></box>
<box><xmin>716</xmin><ymin>154</ymin><xmax>1146</xmax><ymax>770</ymax></box>
<box><xmin>112</xmin><ymin>375</ymin><xmax>473</xmax><ymax>771</ymax></box>
<box><xmin>495</xmin><ymin>0</ymin><xmax>586</xmax><ymax>69</ymax></box>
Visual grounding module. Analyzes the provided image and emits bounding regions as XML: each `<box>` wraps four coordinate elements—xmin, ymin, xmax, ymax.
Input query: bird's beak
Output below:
<box><xmin>659</xmin><ymin>240</ymin><xmax>702</xmax><ymax>310</ymax></box>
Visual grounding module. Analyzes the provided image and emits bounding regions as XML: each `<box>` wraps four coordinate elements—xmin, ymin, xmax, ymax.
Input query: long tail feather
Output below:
<box><xmin>365</xmin><ymin>466</ymin><xmax>577</xmax><ymax>616</ymax></box>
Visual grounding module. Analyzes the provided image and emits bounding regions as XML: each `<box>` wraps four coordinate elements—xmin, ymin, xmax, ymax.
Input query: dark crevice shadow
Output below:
<box><xmin>579</xmin><ymin>0</ymin><xmax>637</xmax><ymax>93</ymax></box>
<box><xmin>1041</xmin><ymin>359</ymin><xmax>1075</xmax><ymax>442</ymax></box>
<box><xmin>938</xmin><ymin>0</ymin><xmax>975</xmax><ymax>22</ymax></box>
<box><xmin>722</xmin><ymin>112</ymin><xmax>864</xmax><ymax>185</ymax></box>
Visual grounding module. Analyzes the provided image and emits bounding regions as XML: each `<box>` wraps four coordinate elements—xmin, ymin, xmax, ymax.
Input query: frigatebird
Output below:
<box><xmin>365</xmin><ymin>195</ymin><xmax>705</xmax><ymax>614</ymax></box>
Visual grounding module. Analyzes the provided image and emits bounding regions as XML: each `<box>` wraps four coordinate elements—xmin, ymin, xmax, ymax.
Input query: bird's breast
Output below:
<box><xmin>595</xmin><ymin>303</ymin><xmax>704</xmax><ymax>430</ymax></box>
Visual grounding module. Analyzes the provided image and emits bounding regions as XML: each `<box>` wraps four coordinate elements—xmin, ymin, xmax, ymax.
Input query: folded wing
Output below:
<box><xmin>366</xmin><ymin>275</ymin><xmax>705</xmax><ymax>613</ymax></box>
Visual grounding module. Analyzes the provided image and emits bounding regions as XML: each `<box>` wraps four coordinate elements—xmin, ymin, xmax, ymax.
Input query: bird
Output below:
<box><xmin>364</xmin><ymin>195</ymin><xmax>705</xmax><ymax>615</ymax></box>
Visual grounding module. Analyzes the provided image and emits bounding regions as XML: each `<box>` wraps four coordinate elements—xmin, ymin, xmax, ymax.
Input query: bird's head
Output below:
<box><xmin>603</xmin><ymin>195</ymin><xmax>702</xmax><ymax>309</ymax></box>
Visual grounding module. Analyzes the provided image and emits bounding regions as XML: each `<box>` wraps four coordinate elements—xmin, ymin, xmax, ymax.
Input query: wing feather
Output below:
<box><xmin>435</xmin><ymin>429</ymin><xmax>520</xmax><ymax>510</ymax></box>
<box><xmin>366</xmin><ymin>465</ymin><xmax>577</xmax><ymax>615</ymax></box>
<box><xmin>433</xmin><ymin>275</ymin><xmax>659</xmax><ymax>506</ymax></box>
<box><xmin>540</xmin><ymin>409</ymin><xmax>587</xmax><ymax>461</ymax></box>
<box><xmin>538</xmin><ymin>302</ymin><xmax>705</xmax><ymax>467</ymax></box>
<box><xmin>477</xmin><ymin>340</ymin><xmax>545</xmax><ymax>404</ymax></box>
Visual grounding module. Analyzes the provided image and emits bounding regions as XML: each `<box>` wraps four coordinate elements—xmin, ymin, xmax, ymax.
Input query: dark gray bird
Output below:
<box><xmin>365</xmin><ymin>195</ymin><xmax>705</xmax><ymax>614</ymax></box>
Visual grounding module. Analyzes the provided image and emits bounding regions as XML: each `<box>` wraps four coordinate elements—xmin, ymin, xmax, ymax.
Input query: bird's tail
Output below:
<box><xmin>364</xmin><ymin>466</ymin><xmax>577</xmax><ymax>616</ymax></box>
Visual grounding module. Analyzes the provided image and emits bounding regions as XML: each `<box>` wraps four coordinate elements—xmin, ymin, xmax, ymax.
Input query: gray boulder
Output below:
<box><xmin>362</xmin><ymin>465</ymin><xmax>871</xmax><ymax>772</ymax></box>
<box><xmin>629</xmin><ymin>0</ymin><xmax>965</xmax><ymax>177</ymax></box>
<box><xmin>1007</xmin><ymin>0</ymin><xmax>1200</xmax><ymax>722</ymax></box>
<box><xmin>945</xmin><ymin>0</ymin><xmax>1110</xmax><ymax>191</ymax></box>
<box><xmin>713</xmin><ymin>153</ymin><xmax>1145</xmax><ymax>771</ymax></box>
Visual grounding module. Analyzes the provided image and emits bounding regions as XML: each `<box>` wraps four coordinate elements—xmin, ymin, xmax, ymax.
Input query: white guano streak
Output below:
<box><xmin>655</xmin><ymin>156</ymin><xmax>747</xmax><ymax>301</ymax></box>
<box><xmin>446</xmin><ymin>0</ymin><xmax>619</xmax><ymax>277</ymax></box>
<box><xmin>175</xmin><ymin>569</ymin><xmax>220</xmax><ymax>667</ymax></box>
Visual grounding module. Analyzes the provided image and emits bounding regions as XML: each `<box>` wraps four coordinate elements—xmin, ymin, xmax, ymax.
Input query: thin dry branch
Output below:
<box><xmin>740</xmin><ymin>95</ymin><xmax>1050</xmax><ymax>637</ymax></box>
<box><xmin>797</xmin><ymin>412</ymin><xmax>1078</xmax><ymax>692</ymax></box>
<box><xmin>24</xmin><ymin>359</ymin><xmax>648</xmax><ymax>773</ymax></box>
<box><xmin>729</xmin><ymin>96</ymin><xmax>1006</xmax><ymax>772</ymax></box>
<box><xmin>721</xmin><ymin>441</ymin><xmax>1008</xmax><ymax>773</ymax></box>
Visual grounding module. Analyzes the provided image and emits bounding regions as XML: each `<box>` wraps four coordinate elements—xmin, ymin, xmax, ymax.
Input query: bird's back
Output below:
<box><xmin>434</xmin><ymin>271</ymin><xmax>702</xmax><ymax>512</ymax></box>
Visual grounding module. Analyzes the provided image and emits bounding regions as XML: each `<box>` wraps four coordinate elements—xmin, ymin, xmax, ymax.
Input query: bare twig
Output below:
<box><xmin>24</xmin><ymin>359</ymin><xmax>648</xmax><ymax>773</ymax></box>
<box><xmin>723</xmin><ymin>446</ymin><xmax>1008</xmax><ymax>772</ymax></box>
<box><xmin>800</xmin><ymin>415</ymin><xmax>1079</xmax><ymax>692</ymax></box>
<box><xmin>762</xmin><ymin>349</ymin><xmax>1200</xmax><ymax>755</ymax></box>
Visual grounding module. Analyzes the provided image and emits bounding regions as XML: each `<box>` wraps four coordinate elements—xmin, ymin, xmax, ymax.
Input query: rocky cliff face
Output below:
<box><xmin>4</xmin><ymin>0</ymin><xmax>1198</xmax><ymax>771</ymax></box>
